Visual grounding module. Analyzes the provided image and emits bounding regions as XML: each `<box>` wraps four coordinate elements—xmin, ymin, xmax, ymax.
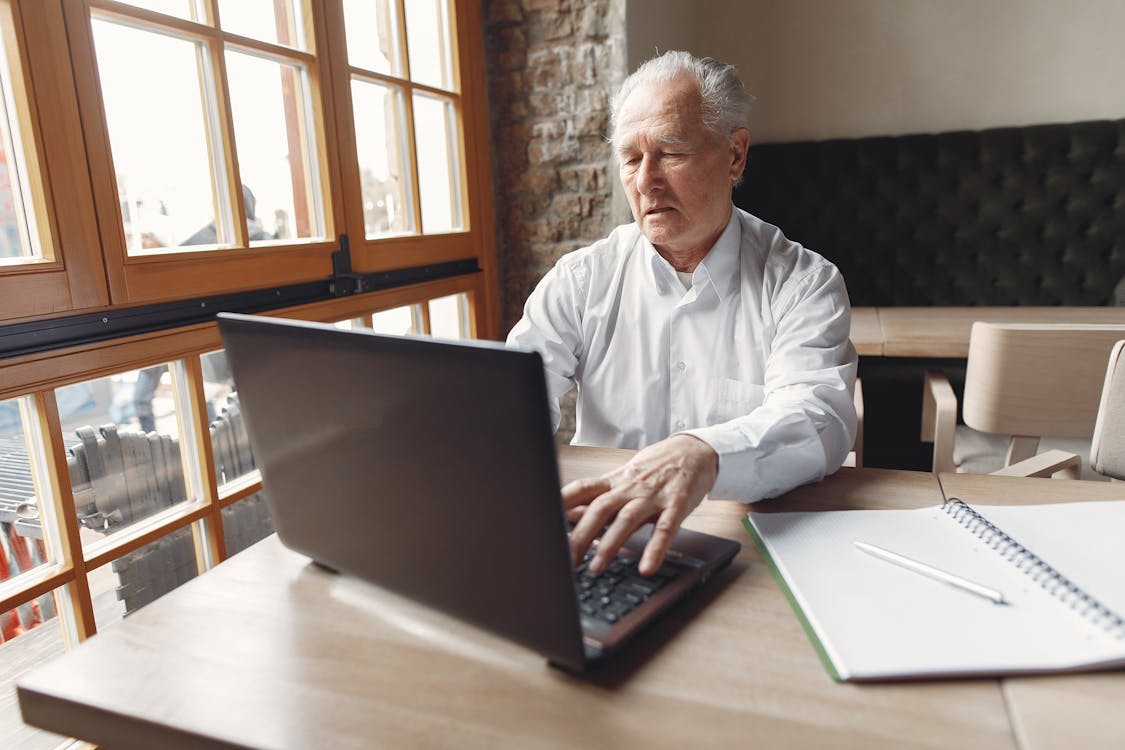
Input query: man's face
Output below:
<box><xmin>614</xmin><ymin>76</ymin><xmax>749</xmax><ymax>263</ymax></box>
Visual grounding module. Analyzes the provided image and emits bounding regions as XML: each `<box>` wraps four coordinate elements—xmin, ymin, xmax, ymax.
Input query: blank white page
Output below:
<box><xmin>748</xmin><ymin>504</ymin><xmax>1125</xmax><ymax>681</ymax></box>
<box><xmin>970</xmin><ymin>501</ymin><xmax>1125</xmax><ymax>617</ymax></box>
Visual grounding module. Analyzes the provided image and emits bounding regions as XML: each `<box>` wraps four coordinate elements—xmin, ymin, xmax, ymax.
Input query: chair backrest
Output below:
<box><xmin>1091</xmin><ymin>340</ymin><xmax>1125</xmax><ymax>480</ymax></box>
<box><xmin>963</xmin><ymin>322</ymin><xmax>1125</xmax><ymax>439</ymax></box>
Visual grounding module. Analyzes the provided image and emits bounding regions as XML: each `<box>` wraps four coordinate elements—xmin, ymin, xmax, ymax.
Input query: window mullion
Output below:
<box><xmin>180</xmin><ymin>354</ymin><xmax>227</xmax><ymax>565</ymax></box>
<box><xmin>32</xmin><ymin>390</ymin><xmax>97</xmax><ymax>642</ymax></box>
<box><xmin>393</xmin><ymin>0</ymin><xmax>410</xmax><ymax>80</ymax></box>
<box><xmin>205</xmin><ymin>30</ymin><xmax>247</xmax><ymax>247</ymax></box>
<box><xmin>401</xmin><ymin>84</ymin><xmax>423</xmax><ymax>236</ymax></box>
<box><xmin>392</xmin><ymin>0</ymin><xmax>422</xmax><ymax>236</ymax></box>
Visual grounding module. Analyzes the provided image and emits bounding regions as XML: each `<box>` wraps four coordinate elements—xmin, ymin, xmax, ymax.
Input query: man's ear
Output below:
<box><xmin>729</xmin><ymin>128</ymin><xmax>750</xmax><ymax>180</ymax></box>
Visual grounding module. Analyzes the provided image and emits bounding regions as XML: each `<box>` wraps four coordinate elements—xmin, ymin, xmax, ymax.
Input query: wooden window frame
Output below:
<box><xmin>323</xmin><ymin>0</ymin><xmax>498</xmax><ymax>296</ymax></box>
<box><xmin>0</xmin><ymin>1</ymin><xmax>499</xmax><ymax>339</ymax></box>
<box><xmin>63</xmin><ymin>0</ymin><xmax>347</xmax><ymax>306</ymax></box>
<box><xmin>0</xmin><ymin>276</ymin><xmax>487</xmax><ymax>643</ymax></box>
<box><xmin>0</xmin><ymin>0</ymin><xmax>108</xmax><ymax>321</ymax></box>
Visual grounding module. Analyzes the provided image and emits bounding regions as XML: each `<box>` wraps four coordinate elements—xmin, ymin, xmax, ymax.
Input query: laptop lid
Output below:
<box><xmin>217</xmin><ymin>313</ymin><xmax>740</xmax><ymax>671</ymax></box>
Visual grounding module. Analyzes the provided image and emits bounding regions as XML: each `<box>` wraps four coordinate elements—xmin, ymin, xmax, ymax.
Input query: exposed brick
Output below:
<box><xmin>541</xmin><ymin>13</ymin><xmax>574</xmax><ymax>41</ymax></box>
<box><xmin>522</xmin><ymin>0</ymin><xmax>568</xmax><ymax>12</ymax></box>
<box><xmin>493</xmin><ymin>27</ymin><xmax>527</xmax><ymax>72</ymax></box>
<box><xmin>522</xmin><ymin>169</ymin><xmax>560</xmax><ymax>195</ymax></box>
<box><xmin>575</xmin><ymin>4</ymin><xmax>607</xmax><ymax>39</ymax></box>
<box><xmin>484</xmin><ymin>0</ymin><xmax>626</xmax><ymax>334</ymax></box>
<box><xmin>488</xmin><ymin>0</ymin><xmax>524</xmax><ymax>23</ymax></box>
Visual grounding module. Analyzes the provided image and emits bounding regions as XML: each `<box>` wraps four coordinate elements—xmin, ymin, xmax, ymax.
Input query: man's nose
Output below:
<box><xmin>635</xmin><ymin>154</ymin><xmax>663</xmax><ymax>194</ymax></box>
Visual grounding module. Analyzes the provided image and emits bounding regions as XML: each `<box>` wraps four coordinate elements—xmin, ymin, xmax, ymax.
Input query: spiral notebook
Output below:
<box><xmin>743</xmin><ymin>498</ymin><xmax>1125</xmax><ymax>681</ymax></box>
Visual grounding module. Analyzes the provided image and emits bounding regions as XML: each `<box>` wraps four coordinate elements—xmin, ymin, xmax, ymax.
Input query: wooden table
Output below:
<box><xmin>939</xmin><ymin>472</ymin><xmax>1125</xmax><ymax>750</ymax></box>
<box><xmin>16</xmin><ymin>448</ymin><xmax>1087</xmax><ymax>750</ymax></box>
<box><xmin>850</xmin><ymin>306</ymin><xmax>884</xmax><ymax>356</ymax></box>
<box><xmin>869</xmin><ymin>306</ymin><xmax>1125</xmax><ymax>358</ymax></box>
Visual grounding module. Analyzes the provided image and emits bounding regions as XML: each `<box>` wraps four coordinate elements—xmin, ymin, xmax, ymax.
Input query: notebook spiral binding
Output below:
<box><xmin>942</xmin><ymin>498</ymin><xmax>1125</xmax><ymax>639</ymax></box>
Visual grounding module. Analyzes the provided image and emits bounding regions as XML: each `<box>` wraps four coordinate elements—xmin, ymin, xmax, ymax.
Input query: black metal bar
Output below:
<box><xmin>0</xmin><ymin>258</ymin><xmax>481</xmax><ymax>361</ymax></box>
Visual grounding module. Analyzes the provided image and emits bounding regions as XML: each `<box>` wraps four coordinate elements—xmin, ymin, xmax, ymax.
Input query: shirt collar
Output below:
<box><xmin>644</xmin><ymin>207</ymin><xmax>741</xmax><ymax>301</ymax></box>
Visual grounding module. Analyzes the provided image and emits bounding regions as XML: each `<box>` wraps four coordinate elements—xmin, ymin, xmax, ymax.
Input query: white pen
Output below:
<box><xmin>854</xmin><ymin>541</ymin><xmax>1008</xmax><ymax>605</ymax></box>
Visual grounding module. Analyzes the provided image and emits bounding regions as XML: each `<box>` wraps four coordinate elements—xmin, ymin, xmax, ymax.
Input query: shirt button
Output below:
<box><xmin>676</xmin><ymin>360</ymin><xmax>686</xmax><ymax>371</ymax></box>
<box><xmin>675</xmin><ymin>420</ymin><xmax>686</xmax><ymax>430</ymax></box>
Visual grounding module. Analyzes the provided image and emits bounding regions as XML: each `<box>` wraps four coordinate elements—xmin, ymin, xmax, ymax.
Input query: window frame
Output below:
<box><xmin>0</xmin><ymin>1</ymin><xmax>501</xmax><ymax>680</ymax></box>
<box><xmin>0</xmin><ymin>272</ymin><xmax>486</xmax><ymax>646</ymax></box>
<box><xmin>0</xmin><ymin>0</ymin><xmax>108</xmax><ymax>321</ymax></box>
<box><xmin>64</xmin><ymin>0</ymin><xmax>347</xmax><ymax>306</ymax></box>
<box><xmin>323</xmin><ymin>0</ymin><xmax>496</xmax><ymax>283</ymax></box>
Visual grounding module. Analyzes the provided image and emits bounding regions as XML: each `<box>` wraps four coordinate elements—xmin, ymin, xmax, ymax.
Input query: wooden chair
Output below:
<box><xmin>843</xmin><ymin>378</ymin><xmax>864</xmax><ymax>467</ymax></box>
<box><xmin>922</xmin><ymin>322</ymin><xmax>1125</xmax><ymax>478</ymax></box>
<box><xmin>1090</xmin><ymin>339</ymin><xmax>1125</xmax><ymax>481</ymax></box>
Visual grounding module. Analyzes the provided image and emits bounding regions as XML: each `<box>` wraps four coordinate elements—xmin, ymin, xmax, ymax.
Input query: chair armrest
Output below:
<box><xmin>850</xmin><ymin>377</ymin><xmax>864</xmax><ymax>467</ymax></box>
<box><xmin>921</xmin><ymin>370</ymin><xmax>957</xmax><ymax>474</ymax></box>
<box><xmin>990</xmin><ymin>449</ymin><xmax>1081</xmax><ymax>479</ymax></box>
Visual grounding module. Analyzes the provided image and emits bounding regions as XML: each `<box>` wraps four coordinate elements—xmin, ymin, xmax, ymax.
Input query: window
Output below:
<box><xmin>0</xmin><ymin>0</ymin><xmax>107</xmax><ymax>320</ymax></box>
<box><xmin>0</xmin><ymin>0</ymin><xmax>498</xmax><ymax>322</ymax></box>
<box><xmin>0</xmin><ymin>3</ymin><xmax>497</xmax><ymax>747</ymax></box>
<box><xmin>332</xmin><ymin>0</ymin><xmax>495</xmax><ymax>273</ymax></box>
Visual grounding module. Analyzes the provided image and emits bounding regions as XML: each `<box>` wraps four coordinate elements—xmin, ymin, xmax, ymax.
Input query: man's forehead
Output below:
<box><xmin>614</xmin><ymin>79</ymin><xmax>705</xmax><ymax>146</ymax></box>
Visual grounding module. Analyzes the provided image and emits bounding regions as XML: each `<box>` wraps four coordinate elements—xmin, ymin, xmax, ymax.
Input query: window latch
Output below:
<box><xmin>329</xmin><ymin>234</ymin><xmax>368</xmax><ymax>297</ymax></box>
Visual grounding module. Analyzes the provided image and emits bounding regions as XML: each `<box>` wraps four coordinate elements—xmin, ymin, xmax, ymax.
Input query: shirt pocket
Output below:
<box><xmin>706</xmin><ymin>378</ymin><xmax>766</xmax><ymax>424</ymax></box>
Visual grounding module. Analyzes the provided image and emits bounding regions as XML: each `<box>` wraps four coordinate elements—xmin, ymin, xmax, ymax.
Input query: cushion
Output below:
<box><xmin>952</xmin><ymin>426</ymin><xmax>1106</xmax><ymax>481</ymax></box>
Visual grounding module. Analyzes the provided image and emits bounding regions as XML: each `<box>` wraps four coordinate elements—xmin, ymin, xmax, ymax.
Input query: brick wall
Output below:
<box><xmin>483</xmin><ymin>0</ymin><xmax>628</xmax><ymax>335</ymax></box>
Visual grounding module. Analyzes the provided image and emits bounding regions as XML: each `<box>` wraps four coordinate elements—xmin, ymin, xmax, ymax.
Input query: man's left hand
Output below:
<box><xmin>562</xmin><ymin>434</ymin><xmax>718</xmax><ymax>576</ymax></box>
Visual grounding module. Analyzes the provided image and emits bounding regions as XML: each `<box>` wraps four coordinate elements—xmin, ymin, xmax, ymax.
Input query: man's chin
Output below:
<box><xmin>640</xmin><ymin>216</ymin><xmax>682</xmax><ymax>243</ymax></box>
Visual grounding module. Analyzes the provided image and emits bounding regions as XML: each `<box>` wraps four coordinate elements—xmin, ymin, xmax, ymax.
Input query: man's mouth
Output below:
<box><xmin>645</xmin><ymin>207</ymin><xmax>673</xmax><ymax>216</ymax></box>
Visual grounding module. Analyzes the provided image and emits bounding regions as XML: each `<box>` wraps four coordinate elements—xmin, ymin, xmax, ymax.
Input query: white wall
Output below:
<box><xmin>626</xmin><ymin>0</ymin><xmax>1125</xmax><ymax>142</ymax></box>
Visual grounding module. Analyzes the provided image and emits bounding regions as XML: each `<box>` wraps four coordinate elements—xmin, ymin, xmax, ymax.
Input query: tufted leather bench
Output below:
<box><xmin>735</xmin><ymin>118</ymin><xmax>1125</xmax><ymax>307</ymax></box>
<box><xmin>733</xmin><ymin>119</ymin><xmax>1125</xmax><ymax>469</ymax></box>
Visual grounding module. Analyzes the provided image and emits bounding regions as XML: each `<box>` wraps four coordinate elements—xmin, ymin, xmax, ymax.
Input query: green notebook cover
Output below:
<box><xmin>741</xmin><ymin>516</ymin><xmax>843</xmax><ymax>682</ymax></box>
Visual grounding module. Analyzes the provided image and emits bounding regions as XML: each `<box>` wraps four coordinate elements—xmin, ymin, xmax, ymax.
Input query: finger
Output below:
<box><xmin>561</xmin><ymin>476</ymin><xmax>613</xmax><ymax>509</ymax></box>
<box><xmin>637</xmin><ymin>505</ymin><xmax>688</xmax><ymax>576</ymax></box>
<box><xmin>588</xmin><ymin>498</ymin><xmax>659</xmax><ymax>573</ymax></box>
<box><xmin>568</xmin><ymin>487</ymin><xmax>631</xmax><ymax>567</ymax></box>
<box><xmin>564</xmin><ymin>505</ymin><xmax>587</xmax><ymax>523</ymax></box>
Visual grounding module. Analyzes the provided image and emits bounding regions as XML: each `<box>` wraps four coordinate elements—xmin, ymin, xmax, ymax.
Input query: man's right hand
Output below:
<box><xmin>561</xmin><ymin>434</ymin><xmax>718</xmax><ymax>576</ymax></box>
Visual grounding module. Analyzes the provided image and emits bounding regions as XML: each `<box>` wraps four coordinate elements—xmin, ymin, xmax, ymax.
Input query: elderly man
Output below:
<box><xmin>507</xmin><ymin>51</ymin><xmax>857</xmax><ymax>576</ymax></box>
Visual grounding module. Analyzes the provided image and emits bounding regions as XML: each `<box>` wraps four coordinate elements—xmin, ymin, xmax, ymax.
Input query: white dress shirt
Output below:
<box><xmin>507</xmin><ymin>206</ymin><xmax>858</xmax><ymax>502</ymax></box>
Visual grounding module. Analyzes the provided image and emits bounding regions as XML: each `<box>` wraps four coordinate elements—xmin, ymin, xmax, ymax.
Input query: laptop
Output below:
<box><xmin>217</xmin><ymin>312</ymin><xmax>740</xmax><ymax>671</ymax></box>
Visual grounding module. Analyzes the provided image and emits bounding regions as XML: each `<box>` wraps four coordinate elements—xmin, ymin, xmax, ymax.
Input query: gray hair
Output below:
<box><xmin>610</xmin><ymin>51</ymin><xmax>754</xmax><ymax>142</ymax></box>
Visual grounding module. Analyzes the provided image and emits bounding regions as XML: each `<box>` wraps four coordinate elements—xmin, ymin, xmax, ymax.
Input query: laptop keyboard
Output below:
<box><xmin>574</xmin><ymin>550</ymin><xmax>679</xmax><ymax>625</ymax></box>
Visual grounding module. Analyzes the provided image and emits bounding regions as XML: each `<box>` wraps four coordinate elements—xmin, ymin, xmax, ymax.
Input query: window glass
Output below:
<box><xmin>371</xmin><ymin>304</ymin><xmax>421</xmax><ymax>335</ymax></box>
<box><xmin>88</xmin><ymin>524</ymin><xmax>201</xmax><ymax>630</ymax></box>
<box><xmin>342</xmin><ymin>0</ymin><xmax>401</xmax><ymax>76</ymax></box>
<box><xmin>427</xmin><ymin>293</ymin><xmax>467</xmax><ymax>339</ymax></box>
<box><xmin>216</xmin><ymin>0</ymin><xmax>306</xmax><ymax>49</ymax></box>
<box><xmin>0</xmin><ymin>398</ymin><xmax>57</xmax><ymax>584</ymax></box>
<box><xmin>112</xmin><ymin>0</ymin><xmax>202</xmax><ymax>21</ymax></box>
<box><xmin>333</xmin><ymin>317</ymin><xmax>368</xmax><ymax>330</ymax></box>
<box><xmin>404</xmin><ymin>0</ymin><xmax>452</xmax><ymax>90</ymax></box>
<box><xmin>54</xmin><ymin>364</ymin><xmax>197</xmax><ymax>549</ymax></box>
<box><xmin>92</xmin><ymin>19</ymin><xmax>229</xmax><ymax>254</ymax></box>
<box><xmin>200</xmin><ymin>350</ymin><xmax>257</xmax><ymax>490</ymax></box>
<box><xmin>412</xmin><ymin>93</ymin><xmax>461</xmax><ymax>233</ymax></box>
<box><xmin>222</xmin><ymin>491</ymin><xmax>273</xmax><ymax>557</ymax></box>
<box><xmin>351</xmin><ymin>79</ymin><xmax>412</xmax><ymax>237</ymax></box>
<box><xmin>225</xmin><ymin>50</ymin><xmax>323</xmax><ymax>243</ymax></box>
<box><xmin>0</xmin><ymin>601</ymin><xmax>68</xmax><ymax>750</ymax></box>
<box><xmin>0</xmin><ymin>26</ymin><xmax>42</xmax><ymax>265</ymax></box>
